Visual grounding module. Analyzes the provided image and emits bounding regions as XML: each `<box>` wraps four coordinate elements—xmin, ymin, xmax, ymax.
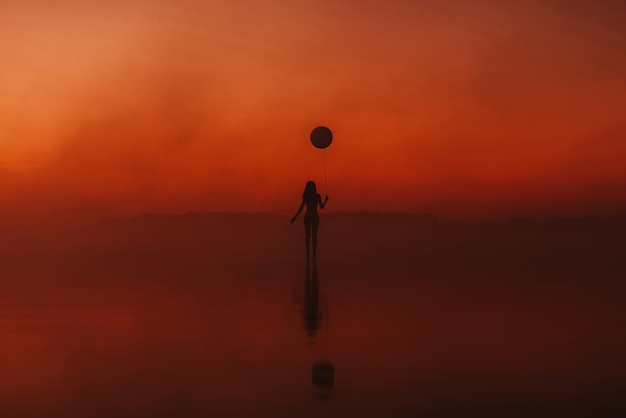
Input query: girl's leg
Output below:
<box><xmin>304</xmin><ymin>216</ymin><xmax>312</xmax><ymax>258</ymax></box>
<box><xmin>311</xmin><ymin>215</ymin><xmax>319</xmax><ymax>258</ymax></box>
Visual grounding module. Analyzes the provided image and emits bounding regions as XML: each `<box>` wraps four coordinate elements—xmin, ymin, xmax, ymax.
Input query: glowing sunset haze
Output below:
<box><xmin>2</xmin><ymin>0</ymin><xmax>625</xmax><ymax>218</ymax></box>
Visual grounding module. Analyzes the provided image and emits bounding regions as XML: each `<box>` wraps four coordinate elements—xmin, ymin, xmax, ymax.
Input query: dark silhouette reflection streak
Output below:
<box><xmin>303</xmin><ymin>258</ymin><xmax>321</xmax><ymax>339</ymax></box>
<box><xmin>300</xmin><ymin>258</ymin><xmax>335</xmax><ymax>399</ymax></box>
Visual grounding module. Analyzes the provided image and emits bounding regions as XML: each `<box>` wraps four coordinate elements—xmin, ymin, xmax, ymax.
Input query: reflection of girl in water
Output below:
<box><xmin>291</xmin><ymin>181</ymin><xmax>329</xmax><ymax>258</ymax></box>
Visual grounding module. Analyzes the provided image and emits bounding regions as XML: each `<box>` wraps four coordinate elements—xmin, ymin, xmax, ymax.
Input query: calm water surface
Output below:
<box><xmin>2</xmin><ymin>253</ymin><xmax>625</xmax><ymax>417</ymax></box>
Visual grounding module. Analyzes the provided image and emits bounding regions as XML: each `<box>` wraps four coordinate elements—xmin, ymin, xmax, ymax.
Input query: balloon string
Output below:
<box><xmin>323</xmin><ymin>150</ymin><xmax>327</xmax><ymax>189</ymax></box>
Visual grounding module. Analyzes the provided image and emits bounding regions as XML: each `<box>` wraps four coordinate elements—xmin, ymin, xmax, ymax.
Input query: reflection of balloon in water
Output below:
<box><xmin>312</xmin><ymin>360</ymin><xmax>335</xmax><ymax>388</ymax></box>
<box><xmin>310</xmin><ymin>126</ymin><xmax>333</xmax><ymax>149</ymax></box>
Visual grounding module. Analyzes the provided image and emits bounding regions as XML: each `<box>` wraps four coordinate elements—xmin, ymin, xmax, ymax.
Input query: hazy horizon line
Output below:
<box><xmin>3</xmin><ymin>208</ymin><xmax>626</xmax><ymax>227</ymax></box>
<box><xmin>94</xmin><ymin>210</ymin><xmax>626</xmax><ymax>223</ymax></box>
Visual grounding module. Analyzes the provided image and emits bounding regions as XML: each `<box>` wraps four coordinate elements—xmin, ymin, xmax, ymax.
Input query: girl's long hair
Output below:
<box><xmin>302</xmin><ymin>181</ymin><xmax>317</xmax><ymax>200</ymax></box>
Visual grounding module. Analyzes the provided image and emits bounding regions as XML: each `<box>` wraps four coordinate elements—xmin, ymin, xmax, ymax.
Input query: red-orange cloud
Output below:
<box><xmin>2</xmin><ymin>0</ymin><xmax>626</xmax><ymax>219</ymax></box>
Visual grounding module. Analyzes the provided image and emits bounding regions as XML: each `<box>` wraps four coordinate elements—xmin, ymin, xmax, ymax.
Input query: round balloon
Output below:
<box><xmin>310</xmin><ymin>126</ymin><xmax>333</xmax><ymax>149</ymax></box>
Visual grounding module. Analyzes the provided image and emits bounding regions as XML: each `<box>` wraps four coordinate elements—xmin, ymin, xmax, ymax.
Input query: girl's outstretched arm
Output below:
<box><xmin>319</xmin><ymin>195</ymin><xmax>329</xmax><ymax>209</ymax></box>
<box><xmin>291</xmin><ymin>199</ymin><xmax>305</xmax><ymax>223</ymax></box>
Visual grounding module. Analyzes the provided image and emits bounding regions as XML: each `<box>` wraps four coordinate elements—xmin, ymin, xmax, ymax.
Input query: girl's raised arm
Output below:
<box><xmin>319</xmin><ymin>195</ymin><xmax>329</xmax><ymax>209</ymax></box>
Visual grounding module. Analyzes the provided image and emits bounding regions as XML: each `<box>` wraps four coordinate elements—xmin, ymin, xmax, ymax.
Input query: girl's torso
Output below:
<box><xmin>304</xmin><ymin>193</ymin><xmax>320</xmax><ymax>213</ymax></box>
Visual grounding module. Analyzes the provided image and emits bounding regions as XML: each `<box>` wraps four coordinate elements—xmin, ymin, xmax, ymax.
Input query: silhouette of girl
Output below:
<box><xmin>291</xmin><ymin>181</ymin><xmax>329</xmax><ymax>258</ymax></box>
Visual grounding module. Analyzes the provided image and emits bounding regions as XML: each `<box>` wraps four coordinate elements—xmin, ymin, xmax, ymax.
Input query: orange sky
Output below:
<box><xmin>2</xmin><ymin>0</ymin><xmax>626</xmax><ymax>219</ymax></box>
